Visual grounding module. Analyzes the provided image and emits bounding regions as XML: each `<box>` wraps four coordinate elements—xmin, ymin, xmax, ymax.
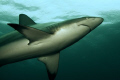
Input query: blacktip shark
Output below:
<box><xmin>0</xmin><ymin>14</ymin><xmax>103</xmax><ymax>80</ymax></box>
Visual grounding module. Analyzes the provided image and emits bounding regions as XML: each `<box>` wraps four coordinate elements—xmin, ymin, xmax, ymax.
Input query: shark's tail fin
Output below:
<box><xmin>19</xmin><ymin>14</ymin><xmax>36</xmax><ymax>26</ymax></box>
<box><xmin>38</xmin><ymin>52</ymin><xmax>60</xmax><ymax>80</ymax></box>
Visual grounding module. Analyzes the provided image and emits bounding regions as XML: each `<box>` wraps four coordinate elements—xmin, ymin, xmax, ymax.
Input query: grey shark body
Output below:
<box><xmin>0</xmin><ymin>14</ymin><xmax>103</xmax><ymax>80</ymax></box>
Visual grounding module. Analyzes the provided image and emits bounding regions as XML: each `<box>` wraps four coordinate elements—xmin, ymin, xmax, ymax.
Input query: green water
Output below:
<box><xmin>0</xmin><ymin>0</ymin><xmax>120</xmax><ymax>80</ymax></box>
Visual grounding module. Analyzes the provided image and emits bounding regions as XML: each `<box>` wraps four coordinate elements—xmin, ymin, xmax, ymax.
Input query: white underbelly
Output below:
<box><xmin>0</xmin><ymin>37</ymin><xmax>59</xmax><ymax>65</ymax></box>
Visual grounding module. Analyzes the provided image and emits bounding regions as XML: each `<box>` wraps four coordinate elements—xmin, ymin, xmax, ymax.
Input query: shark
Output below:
<box><xmin>0</xmin><ymin>14</ymin><xmax>103</xmax><ymax>80</ymax></box>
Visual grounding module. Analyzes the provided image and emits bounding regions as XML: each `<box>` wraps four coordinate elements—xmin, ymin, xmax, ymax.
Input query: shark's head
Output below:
<box><xmin>76</xmin><ymin>17</ymin><xmax>104</xmax><ymax>31</ymax></box>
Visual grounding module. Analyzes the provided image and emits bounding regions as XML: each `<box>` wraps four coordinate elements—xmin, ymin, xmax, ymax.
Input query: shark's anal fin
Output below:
<box><xmin>19</xmin><ymin>14</ymin><xmax>36</xmax><ymax>26</ymax></box>
<box><xmin>38</xmin><ymin>52</ymin><xmax>60</xmax><ymax>80</ymax></box>
<box><xmin>7</xmin><ymin>24</ymin><xmax>51</xmax><ymax>44</ymax></box>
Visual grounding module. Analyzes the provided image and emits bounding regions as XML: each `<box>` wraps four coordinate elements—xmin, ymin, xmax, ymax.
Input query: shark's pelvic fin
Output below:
<box><xmin>7</xmin><ymin>24</ymin><xmax>51</xmax><ymax>44</ymax></box>
<box><xmin>19</xmin><ymin>14</ymin><xmax>36</xmax><ymax>26</ymax></box>
<box><xmin>38</xmin><ymin>53</ymin><xmax>60</xmax><ymax>80</ymax></box>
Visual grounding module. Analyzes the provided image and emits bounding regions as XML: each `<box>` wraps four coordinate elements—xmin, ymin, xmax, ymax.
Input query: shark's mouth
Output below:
<box><xmin>81</xmin><ymin>24</ymin><xmax>92</xmax><ymax>31</ymax></box>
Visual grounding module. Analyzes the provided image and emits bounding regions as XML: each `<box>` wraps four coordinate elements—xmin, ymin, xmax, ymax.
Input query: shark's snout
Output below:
<box><xmin>76</xmin><ymin>17</ymin><xmax>104</xmax><ymax>31</ymax></box>
<box><xmin>95</xmin><ymin>17</ymin><xmax>104</xmax><ymax>23</ymax></box>
<box><xmin>88</xmin><ymin>17</ymin><xmax>104</xmax><ymax>30</ymax></box>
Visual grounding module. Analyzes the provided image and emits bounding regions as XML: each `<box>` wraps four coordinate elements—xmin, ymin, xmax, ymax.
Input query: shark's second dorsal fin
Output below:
<box><xmin>19</xmin><ymin>14</ymin><xmax>36</xmax><ymax>26</ymax></box>
<box><xmin>7</xmin><ymin>24</ymin><xmax>51</xmax><ymax>44</ymax></box>
<box><xmin>38</xmin><ymin>53</ymin><xmax>60</xmax><ymax>80</ymax></box>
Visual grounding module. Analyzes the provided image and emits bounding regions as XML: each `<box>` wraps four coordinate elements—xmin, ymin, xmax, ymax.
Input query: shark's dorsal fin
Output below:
<box><xmin>19</xmin><ymin>14</ymin><xmax>36</xmax><ymax>26</ymax></box>
<box><xmin>38</xmin><ymin>53</ymin><xmax>60</xmax><ymax>80</ymax></box>
<box><xmin>7</xmin><ymin>24</ymin><xmax>51</xmax><ymax>44</ymax></box>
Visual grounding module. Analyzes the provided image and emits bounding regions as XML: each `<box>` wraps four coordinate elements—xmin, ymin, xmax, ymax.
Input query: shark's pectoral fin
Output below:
<box><xmin>19</xmin><ymin>14</ymin><xmax>36</xmax><ymax>26</ymax></box>
<box><xmin>7</xmin><ymin>24</ymin><xmax>52</xmax><ymax>44</ymax></box>
<box><xmin>38</xmin><ymin>52</ymin><xmax>60</xmax><ymax>80</ymax></box>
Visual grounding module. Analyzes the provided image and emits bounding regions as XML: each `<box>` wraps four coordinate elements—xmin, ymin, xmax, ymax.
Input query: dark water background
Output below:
<box><xmin>0</xmin><ymin>0</ymin><xmax>120</xmax><ymax>80</ymax></box>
